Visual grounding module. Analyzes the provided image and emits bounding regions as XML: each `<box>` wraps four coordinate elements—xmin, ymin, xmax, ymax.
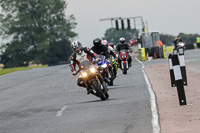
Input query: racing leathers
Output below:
<box><xmin>107</xmin><ymin>46</ymin><xmax>116</xmax><ymax>58</ymax></box>
<box><xmin>116</xmin><ymin>43</ymin><xmax>132</xmax><ymax>67</ymax></box>
<box><xmin>70</xmin><ymin>47</ymin><xmax>96</xmax><ymax>87</ymax></box>
<box><xmin>91</xmin><ymin>44</ymin><xmax>110</xmax><ymax>59</ymax></box>
<box><xmin>107</xmin><ymin>46</ymin><xmax>118</xmax><ymax>76</ymax></box>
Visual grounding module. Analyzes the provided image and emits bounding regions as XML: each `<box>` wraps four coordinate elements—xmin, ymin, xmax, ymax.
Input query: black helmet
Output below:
<box><xmin>93</xmin><ymin>38</ymin><xmax>102</xmax><ymax>47</ymax></box>
<box><xmin>178</xmin><ymin>37</ymin><xmax>183</xmax><ymax>42</ymax></box>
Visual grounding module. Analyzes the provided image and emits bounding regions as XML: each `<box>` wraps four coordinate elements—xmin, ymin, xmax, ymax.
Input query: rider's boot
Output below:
<box><xmin>86</xmin><ymin>87</ymin><xmax>93</xmax><ymax>95</ymax></box>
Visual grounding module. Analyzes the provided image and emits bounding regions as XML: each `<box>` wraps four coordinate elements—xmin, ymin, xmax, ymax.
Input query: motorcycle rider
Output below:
<box><xmin>173</xmin><ymin>37</ymin><xmax>179</xmax><ymax>49</ymax></box>
<box><xmin>70</xmin><ymin>41</ymin><xmax>97</xmax><ymax>94</ymax></box>
<box><xmin>91</xmin><ymin>38</ymin><xmax>111</xmax><ymax>83</ymax></box>
<box><xmin>109</xmin><ymin>42</ymin><xmax>115</xmax><ymax>49</ymax></box>
<box><xmin>116</xmin><ymin>37</ymin><xmax>132</xmax><ymax>67</ymax></box>
<box><xmin>102</xmin><ymin>40</ymin><xmax>116</xmax><ymax>58</ymax></box>
<box><xmin>91</xmin><ymin>38</ymin><xmax>111</xmax><ymax>59</ymax></box>
<box><xmin>102</xmin><ymin>40</ymin><xmax>118</xmax><ymax>76</ymax></box>
<box><xmin>178</xmin><ymin>37</ymin><xmax>186</xmax><ymax>49</ymax></box>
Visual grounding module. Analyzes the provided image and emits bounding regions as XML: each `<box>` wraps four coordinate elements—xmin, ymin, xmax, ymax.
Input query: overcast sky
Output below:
<box><xmin>65</xmin><ymin>0</ymin><xmax>200</xmax><ymax>46</ymax></box>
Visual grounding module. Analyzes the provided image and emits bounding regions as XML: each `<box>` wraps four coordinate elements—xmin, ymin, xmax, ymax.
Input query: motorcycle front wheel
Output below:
<box><xmin>122</xmin><ymin>63</ymin><xmax>127</xmax><ymax>74</ymax></box>
<box><xmin>91</xmin><ymin>80</ymin><xmax>106</xmax><ymax>100</ymax></box>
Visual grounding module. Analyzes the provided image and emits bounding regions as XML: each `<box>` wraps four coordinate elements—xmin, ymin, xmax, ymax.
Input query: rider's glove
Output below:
<box><xmin>106</xmin><ymin>58</ymin><xmax>111</xmax><ymax>63</ymax></box>
<box><xmin>72</xmin><ymin>71</ymin><xmax>77</xmax><ymax>76</ymax></box>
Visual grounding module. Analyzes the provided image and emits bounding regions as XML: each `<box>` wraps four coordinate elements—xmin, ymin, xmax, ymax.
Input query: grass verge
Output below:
<box><xmin>166</xmin><ymin>46</ymin><xmax>174</xmax><ymax>53</ymax></box>
<box><xmin>0</xmin><ymin>65</ymin><xmax>48</xmax><ymax>76</ymax></box>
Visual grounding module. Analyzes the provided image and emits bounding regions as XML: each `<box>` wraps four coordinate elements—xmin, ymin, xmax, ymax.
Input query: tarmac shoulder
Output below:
<box><xmin>145</xmin><ymin>63</ymin><xmax>200</xmax><ymax>133</ymax></box>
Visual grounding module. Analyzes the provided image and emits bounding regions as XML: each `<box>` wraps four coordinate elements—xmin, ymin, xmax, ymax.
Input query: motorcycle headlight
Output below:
<box><xmin>90</xmin><ymin>67</ymin><xmax>96</xmax><ymax>73</ymax></box>
<box><xmin>81</xmin><ymin>72</ymin><xmax>88</xmax><ymax>77</ymax></box>
<box><xmin>101</xmin><ymin>64</ymin><xmax>107</xmax><ymax>68</ymax></box>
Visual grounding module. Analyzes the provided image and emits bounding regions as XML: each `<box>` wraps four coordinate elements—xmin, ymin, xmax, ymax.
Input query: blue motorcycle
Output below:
<box><xmin>93</xmin><ymin>55</ymin><xmax>111</xmax><ymax>85</ymax></box>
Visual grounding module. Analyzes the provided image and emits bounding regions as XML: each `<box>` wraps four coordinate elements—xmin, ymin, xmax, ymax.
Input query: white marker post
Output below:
<box><xmin>178</xmin><ymin>48</ymin><xmax>187</xmax><ymax>86</ymax></box>
<box><xmin>172</xmin><ymin>49</ymin><xmax>187</xmax><ymax>105</ymax></box>
<box><xmin>168</xmin><ymin>54</ymin><xmax>176</xmax><ymax>87</ymax></box>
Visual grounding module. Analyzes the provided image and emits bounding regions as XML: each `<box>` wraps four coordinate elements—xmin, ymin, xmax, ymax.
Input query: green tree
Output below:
<box><xmin>102</xmin><ymin>28</ymin><xmax>138</xmax><ymax>45</ymax></box>
<box><xmin>159</xmin><ymin>33</ymin><xmax>200</xmax><ymax>46</ymax></box>
<box><xmin>0</xmin><ymin>0</ymin><xmax>77</xmax><ymax>68</ymax></box>
<box><xmin>160</xmin><ymin>34</ymin><xmax>175</xmax><ymax>46</ymax></box>
<box><xmin>178</xmin><ymin>33</ymin><xmax>200</xmax><ymax>44</ymax></box>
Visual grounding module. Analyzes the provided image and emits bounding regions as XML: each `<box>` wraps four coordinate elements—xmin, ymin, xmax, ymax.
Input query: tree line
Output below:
<box><xmin>160</xmin><ymin>33</ymin><xmax>200</xmax><ymax>46</ymax></box>
<box><xmin>102</xmin><ymin>28</ymin><xmax>200</xmax><ymax>46</ymax></box>
<box><xmin>0</xmin><ymin>0</ymin><xmax>199</xmax><ymax>68</ymax></box>
<box><xmin>0</xmin><ymin>0</ymin><xmax>77</xmax><ymax>68</ymax></box>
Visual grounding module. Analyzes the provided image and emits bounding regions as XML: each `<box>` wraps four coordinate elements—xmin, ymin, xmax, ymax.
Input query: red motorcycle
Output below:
<box><xmin>119</xmin><ymin>49</ymin><xmax>129</xmax><ymax>74</ymax></box>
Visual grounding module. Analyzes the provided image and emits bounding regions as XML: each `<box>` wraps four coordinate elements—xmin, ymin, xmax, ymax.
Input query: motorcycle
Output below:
<box><xmin>178</xmin><ymin>42</ymin><xmax>185</xmax><ymax>51</ymax></box>
<box><xmin>107</xmin><ymin>56</ymin><xmax>117</xmax><ymax>86</ymax></box>
<box><xmin>119</xmin><ymin>49</ymin><xmax>129</xmax><ymax>74</ymax></box>
<box><xmin>93</xmin><ymin>55</ymin><xmax>113</xmax><ymax>86</ymax></box>
<box><xmin>75</xmin><ymin>60</ymin><xmax>109</xmax><ymax>100</ymax></box>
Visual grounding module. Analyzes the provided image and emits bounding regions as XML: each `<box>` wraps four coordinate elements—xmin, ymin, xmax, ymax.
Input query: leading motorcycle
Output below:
<box><xmin>75</xmin><ymin>60</ymin><xmax>109</xmax><ymax>100</ymax></box>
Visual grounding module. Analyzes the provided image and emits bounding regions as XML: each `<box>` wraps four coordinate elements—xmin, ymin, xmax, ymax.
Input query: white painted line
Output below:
<box><xmin>135</xmin><ymin>57</ymin><xmax>160</xmax><ymax>133</ymax></box>
<box><xmin>56</xmin><ymin>105</ymin><xmax>68</xmax><ymax>117</ymax></box>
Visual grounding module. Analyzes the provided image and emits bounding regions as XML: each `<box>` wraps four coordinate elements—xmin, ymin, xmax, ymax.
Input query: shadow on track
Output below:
<box><xmin>74</xmin><ymin>98</ymin><xmax>121</xmax><ymax>105</ymax></box>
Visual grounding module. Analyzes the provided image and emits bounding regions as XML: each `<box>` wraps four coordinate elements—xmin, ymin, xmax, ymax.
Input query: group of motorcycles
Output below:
<box><xmin>74</xmin><ymin>49</ymin><xmax>132</xmax><ymax>101</ymax></box>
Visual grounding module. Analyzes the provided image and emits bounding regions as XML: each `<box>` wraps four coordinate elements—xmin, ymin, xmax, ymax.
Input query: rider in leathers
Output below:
<box><xmin>90</xmin><ymin>38</ymin><xmax>111</xmax><ymax>83</ymax></box>
<box><xmin>102</xmin><ymin>40</ymin><xmax>116</xmax><ymax>58</ymax></box>
<box><xmin>70</xmin><ymin>41</ymin><xmax>97</xmax><ymax>94</ymax></box>
<box><xmin>102</xmin><ymin>40</ymin><xmax>118</xmax><ymax>76</ymax></box>
<box><xmin>116</xmin><ymin>37</ymin><xmax>132</xmax><ymax>67</ymax></box>
<box><xmin>91</xmin><ymin>38</ymin><xmax>111</xmax><ymax>59</ymax></box>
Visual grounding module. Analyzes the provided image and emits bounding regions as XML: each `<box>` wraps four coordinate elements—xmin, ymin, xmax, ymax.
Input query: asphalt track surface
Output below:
<box><xmin>0</xmin><ymin>58</ymin><xmax>155</xmax><ymax>133</ymax></box>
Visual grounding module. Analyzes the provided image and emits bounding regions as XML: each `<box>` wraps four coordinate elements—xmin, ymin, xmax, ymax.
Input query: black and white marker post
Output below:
<box><xmin>178</xmin><ymin>48</ymin><xmax>187</xmax><ymax>86</ymax></box>
<box><xmin>172</xmin><ymin>49</ymin><xmax>187</xmax><ymax>105</ymax></box>
<box><xmin>168</xmin><ymin>54</ymin><xmax>176</xmax><ymax>87</ymax></box>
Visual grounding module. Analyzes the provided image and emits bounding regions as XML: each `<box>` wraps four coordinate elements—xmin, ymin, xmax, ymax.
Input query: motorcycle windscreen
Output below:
<box><xmin>120</xmin><ymin>49</ymin><xmax>127</xmax><ymax>53</ymax></box>
<box><xmin>79</xmin><ymin>60</ymin><xmax>91</xmax><ymax>69</ymax></box>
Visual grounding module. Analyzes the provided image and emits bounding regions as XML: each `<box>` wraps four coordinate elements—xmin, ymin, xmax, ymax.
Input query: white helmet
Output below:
<box><xmin>102</xmin><ymin>40</ymin><xmax>108</xmax><ymax>47</ymax></box>
<box><xmin>72</xmin><ymin>41</ymin><xmax>82</xmax><ymax>54</ymax></box>
<box><xmin>119</xmin><ymin>37</ymin><xmax>125</xmax><ymax>44</ymax></box>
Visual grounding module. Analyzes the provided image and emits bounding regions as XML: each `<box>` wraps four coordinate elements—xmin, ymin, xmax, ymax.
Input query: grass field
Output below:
<box><xmin>0</xmin><ymin>65</ymin><xmax>48</xmax><ymax>76</ymax></box>
<box><xmin>166</xmin><ymin>46</ymin><xmax>174</xmax><ymax>53</ymax></box>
